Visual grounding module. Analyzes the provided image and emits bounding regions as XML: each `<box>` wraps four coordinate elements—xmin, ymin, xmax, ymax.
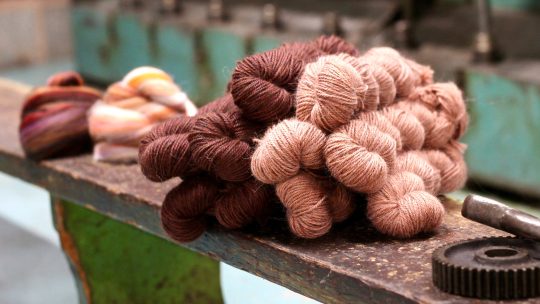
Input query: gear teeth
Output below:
<box><xmin>432</xmin><ymin>237</ymin><xmax>540</xmax><ymax>300</ymax></box>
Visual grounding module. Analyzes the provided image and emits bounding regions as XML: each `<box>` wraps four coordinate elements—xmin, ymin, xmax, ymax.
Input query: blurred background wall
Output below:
<box><xmin>0</xmin><ymin>0</ymin><xmax>72</xmax><ymax>69</ymax></box>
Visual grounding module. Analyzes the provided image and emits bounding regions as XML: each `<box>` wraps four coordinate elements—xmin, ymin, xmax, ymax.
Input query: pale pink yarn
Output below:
<box><xmin>253</xmin><ymin>44</ymin><xmax>467</xmax><ymax>240</ymax></box>
<box><xmin>296</xmin><ymin>55</ymin><xmax>365</xmax><ymax>133</ymax></box>
<box><xmin>380</xmin><ymin>107</ymin><xmax>425</xmax><ymax>151</ymax></box>
<box><xmin>362</xmin><ymin>47</ymin><xmax>416</xmax><ymax>98</ymax></box>
<box><xmin>366</xmin><ymin>81</ymin><xmax>468</xmax><ymax>238</ymax></box>
<box><xmin>276</xmin><ymin>171</ymin><xmax>355</xmax><ymax>238</ymax></box>
<box><xmin>251</xmin><ymin>119</ymin><xmax>355</xmax><ymax>238</ymax></box>
<box><xmin>325</xmin><ymin>113</ymin><xmax>398</xmax><ymax>193</ymax></box>
<box><xmin>367</xmin><ymin>171</ymin><xmax>444</xmax><ymax>238</ymax></box>
<box><xmin>251</xmin><ymin>119</ymin><xmax>327</xmax><ymax>184</ymax></box>
<box><xmin>394</xmin><ymin>151</ymin><xmax>442</xmax><ymax>194</ymax></box>
<box><xmin>409</xmin><ymin>82</ymin><xmax>469</xmax><ymax>148</ymax></box>
<box><xmin>422</xmin><ymin>141</ymin><xmax>468</xmax><ymax>193</ymax></box>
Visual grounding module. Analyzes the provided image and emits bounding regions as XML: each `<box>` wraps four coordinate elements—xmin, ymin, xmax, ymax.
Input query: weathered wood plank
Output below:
<box><xmin>0</xmin><ymin>79</ymin><xmax>528</xmax><ymax>303</ymax></box>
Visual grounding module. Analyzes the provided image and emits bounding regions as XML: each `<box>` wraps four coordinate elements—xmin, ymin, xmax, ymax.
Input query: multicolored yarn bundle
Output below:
<box><xmin>252</xmin><ymin>48</ymin><xmax>468</xmax><ymax>239</ymax></box>
<box><xmin>88</xmin><ymin>66</ymin><xmax>197</xmax><ymax>163</ymax></box>
<box><xmin>139</xmin><ymin>36</ymin><xmax>360</xmax><ymax>242</ymax></box>
<box><xmin>19</xmin><ymin>71</ymin><xmax>101</xmax><ymax>160</ymax></box>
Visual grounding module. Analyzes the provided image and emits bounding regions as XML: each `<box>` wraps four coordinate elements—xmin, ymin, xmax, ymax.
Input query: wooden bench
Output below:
<box><xmin>0</xmin><ymin>79</ymin><xmax>511</xmax><ymax>303</ymax></box>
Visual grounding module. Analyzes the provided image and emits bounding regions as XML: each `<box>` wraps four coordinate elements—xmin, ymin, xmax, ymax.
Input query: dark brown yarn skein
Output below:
<box><xmin>198</xmin><ymin>93</ymin><xmax>236</xmax><ymax>115</ymax></box>
<box><xmin>189</xmin><ymin>110</ymin><xmax>263</xmax><ymax>182</ymax></box>
<box><xmin>139</xmin><ymin>94</ymin><xmax>238</xmax><ymax>182</ymax></box>
<box><xmin>213</xmin><ymin>179</ymin><xmax>275</xmax><ymax>229</ymax></box>
<box><xmin>312</xmin><ymin>35</ymin><xmax>360</xmax><ymax>57</ymax></box>
<box><xmin>139</xmin><ymin>116</ymin><xmax>198</xmax><ymax>182</ymax></box>
<box><xmin>162</xmin><ymin>175</ymin><xmax>276</xmax><ymax>242</ymax></box>
<box><xmin>161</xmin><ymin>175</ymin><xmax>219</xmax><ymax>242</ymax></box>
<box><xmin>230</xmin><ymin>46</ymin><xmax>302</xmax><ymax>124</ymax></box>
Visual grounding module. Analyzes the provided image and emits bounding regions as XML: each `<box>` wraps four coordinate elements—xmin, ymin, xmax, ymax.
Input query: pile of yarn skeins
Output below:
<box><xmin>138</xmin><ymin>35</ymin><xmax>469</xmax><ymax>243</ymax></box>
<box><xmin>18</xmin><ymin>35</ymin><xmax>468</xmax><ymax>243</ymax></box>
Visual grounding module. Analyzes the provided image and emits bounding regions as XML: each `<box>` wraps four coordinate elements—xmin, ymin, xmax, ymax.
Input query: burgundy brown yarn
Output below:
<box><xmin>198</xmin><ymin>93</ymin><xmax>236</xmax><ymax>115</ymax></box>
<box><xmin>230</xmin><ymin>46</ymin><xmax>303</xmax><ymax>123</ymax></box>
<box><xmin>189</xmin><ymin>111</ymin><xmax>262</xmax><ymax>182</ymax></box>
<box><xmin>312</xmin><ymin>35</ymin><xmax>360</xmax><ymax>57</ymax></box>
<box><xmin>47</xmin><ymin>71</ymin><xmax>84</xmax><ymax>87</ymax></box>
<box><xmin>139</xmin><ymin>94</ymin><xmax>239</xmax><ymax>182</ymax></box>
<box><xmin>142</xmin><ymin>90</ymin><xmax>275</xmax><ymax>242</ymax></box>
<box><xmin>214</xmin><ymin>179</ymin><xmax>274</xmax><ymax>229</ymax></box>
<box><xmin>161</xmin><ymin>175</ymin><xmax>219</xmax><ymax>242</ymax></box>
<box><xmin>139</xmin><ymin>116</ymin><xmax>199</xmax><ymax>182</ymax></box>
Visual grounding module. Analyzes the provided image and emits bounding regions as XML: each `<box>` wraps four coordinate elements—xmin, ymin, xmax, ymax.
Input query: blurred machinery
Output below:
<box><xmin>71</xmin><ymin>0</ymin><xmax>540</xmax><ymax>197</ymax></box>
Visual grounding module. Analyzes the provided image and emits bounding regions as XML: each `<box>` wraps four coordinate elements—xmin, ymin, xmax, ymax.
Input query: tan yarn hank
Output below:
<box><xmin>367</xmin><ymin>171</ymin><xmax>444</xmax><ymax>238</ymax></box>
<box><xmin>296</xmin><ymin>55</ymin><xmax>363</xmax><ymax>133</ymax></box>
<box><xmin>276</xmin><ymin>171</ymin><xmax>354</xmax><ymax>238</ymax></box>
<box><xmin>251</xmin><ymin>119</ymin><xmax>327</xmax><ymax>184</ymax></box>
<box><xmin>251</xmin><ymin>119</ymin><xmax>355</xmax><ymax>238</ymax></box>
<box><xmin>325</xmin><ymin>115</ymin><xmax>398</xmax><ymax>193</ymax></box>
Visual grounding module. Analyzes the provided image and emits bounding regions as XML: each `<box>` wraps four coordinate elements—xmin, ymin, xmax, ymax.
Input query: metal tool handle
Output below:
<box><xmin>462</xmin><ymin>194</ymin><xmax>540</xmax><ymax>241</ymax></box>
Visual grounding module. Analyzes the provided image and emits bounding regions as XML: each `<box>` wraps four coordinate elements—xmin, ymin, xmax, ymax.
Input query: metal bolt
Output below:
<box><xmin>208</xmin><ymin>0</ymin><xmax>228</xmax><ymax>22</ymax></box>
<box><xmin>462</xmin><ymin>194</ymin><xmax>540</xmax><ymax>241</ymax></box>
<box><xmin>261</xmin><ymin>4</ymin><xmax>282</xmax><ymax>30</ymax></box>
<box><xmin>322</xmin><ymin>12</ymin><xmax>343</xmax><ymax>36</ymax></box>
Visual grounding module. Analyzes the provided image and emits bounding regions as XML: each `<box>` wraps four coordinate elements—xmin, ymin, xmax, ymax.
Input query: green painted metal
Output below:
<box><xmin>72</xmin><ymin>7</ymin><xmax>111</xmax><ymax>82</ymax></box>
<box><xmin>464</xmin><ymin>70</ymin><xmax>540</xmax><ymax>196</ymax></box>
<box><xmin>71</xmin><ymin>8</ymin><xmax>151</xmax><ymax>83</ymax></box>
<box><xmin>112</xmin><ymin>13</ymin><xmax>152</xmax><ymax>80</ymax></box>
<box><xmin>54</xmin><ymin>199</ymin><xmax>223</xmax><ymax>304</ymax></box>
<box><xmin>150</xmin><ymin>24</ymin><xmax>199</xmax><ymax>102</ymax></box>
<box><xmin>490</xmin><ymin>0</ymin><xmax>540</xmax><ymax>11</ymax></box>
<box><xmin>72</xmin><ymin>7</ymin><xmax>251</xmax><ymax>104</ymax></box>
<box><xmin>252</xmin><ymin>35</ymin><xmax>282</xmax><ymax>54</ymax></box>
<box><xmin>200</xmin><ymin>29</ymin><xmax>246</xmax><ymax>101</ymax></box>
<box><xmin>441</xmin><ymin>0</ymin><xmax>539</xmax><ymax>10</ymax></box>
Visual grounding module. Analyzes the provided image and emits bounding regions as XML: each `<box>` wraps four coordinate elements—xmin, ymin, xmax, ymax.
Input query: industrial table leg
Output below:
<box><xmin>51</xmin><ymin>196</ymin><xmax>223</xmax><ymax>304</ymax></box>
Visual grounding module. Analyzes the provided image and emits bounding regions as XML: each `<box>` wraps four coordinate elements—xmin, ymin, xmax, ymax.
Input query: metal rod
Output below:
<box><xmin>473</xmin><ymin>0</ymin><xmax>501</xmax><ymax>62</ymax></box>
<box><xmin>462</xmin><ymin>194</ymin><xmax>540</xmax><ymax>241</ymax></box>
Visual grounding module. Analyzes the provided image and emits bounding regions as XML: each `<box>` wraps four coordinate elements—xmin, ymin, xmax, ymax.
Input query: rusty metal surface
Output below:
<box><xmin>0</xmin><ymin>79</ymin><xmax>535</xmax><ymax>303</ymax></box>
<box><xmin>52</xmin><ymin>197</ymin><xmax>91</xmax><ymax>304</ymax></box>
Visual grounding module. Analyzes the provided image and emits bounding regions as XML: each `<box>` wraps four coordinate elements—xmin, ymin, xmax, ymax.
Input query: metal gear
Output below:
<box><xmin>432</xmin><ymin>236</ymin><xmax>540</xmax><ymax>300</ymax></box>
